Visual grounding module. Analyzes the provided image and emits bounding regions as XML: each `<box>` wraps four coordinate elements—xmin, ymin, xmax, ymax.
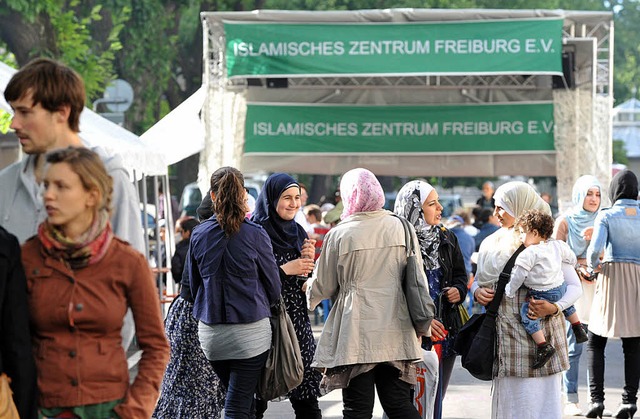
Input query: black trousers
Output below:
<box><xmin>255</xmin><ymin>397</ymin><xmax>321</xmax><ymax>419</ymax></box>
<box><xmin>342</xmin><ymin>363</ymin><xmax>420</xmax><ymax>419</ymax></box>
<box><xmin>587</xmin><ymin>331</ymin><xmax>640</xmax><ymax>404</ymax></box>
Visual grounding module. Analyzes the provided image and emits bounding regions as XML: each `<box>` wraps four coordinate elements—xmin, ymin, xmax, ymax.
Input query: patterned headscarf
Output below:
<box><xmin>565</xmin><ymin>175</ymin><xmax>602</xmax><ymax>258</ymax></box>
<box><xmin>394</xmin><ymin>180</ymin><xmax>441</xmax><ymax>270</ymax></box>
<box><xmin>339</xmin><ymin>168</ymin><xmax>385</xmax><ymax>219</ymax></box>
<box><xmin>251</xmin><ymin>173</ymin><xmax>306</xmax><ymax>255</ymax></box>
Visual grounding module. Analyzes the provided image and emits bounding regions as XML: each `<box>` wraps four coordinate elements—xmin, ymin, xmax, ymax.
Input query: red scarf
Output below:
<box><xmin>38</xmin><ymin>211</ymin><xmax>113</xmax><ymax>270</ymax></box>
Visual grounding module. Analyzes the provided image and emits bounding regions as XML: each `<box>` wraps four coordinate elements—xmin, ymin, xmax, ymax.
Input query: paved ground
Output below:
<box><xmin>262</xmin><ymin>324</ymin><xmax>626</xmax><ymax>418</ymax></box>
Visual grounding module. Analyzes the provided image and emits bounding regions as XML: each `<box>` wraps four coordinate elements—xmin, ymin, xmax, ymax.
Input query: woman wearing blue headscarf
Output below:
<box><xmin>553</xmin><ymin>175</ymin><xmax>603</xmax><ymax>416</ymax></box>
<box><xmin>251</xmin><ymin>173</ymin><xmax>322</xmax><ymax>419</ymax></box>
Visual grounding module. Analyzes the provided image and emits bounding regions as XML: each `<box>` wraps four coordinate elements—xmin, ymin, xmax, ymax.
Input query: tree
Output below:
<box><xmin>612</xmin><ymin>139</ymin><xmax>629</xmax><ymax>165</ymax></box>
<box><xmin>0</xmin><ymin>1</ymin><xmax>128</xmax><ymax>99</ymax></box>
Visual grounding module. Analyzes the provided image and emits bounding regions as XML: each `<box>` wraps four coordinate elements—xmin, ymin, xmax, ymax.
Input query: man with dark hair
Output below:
<box><xmin>171</xmin><ymin>216</ymin><xmax>199</xmax><ymax>282</ymax></box>
<box><xmin>473</xmin><ymin>208</ymin><xmax>501</xmax><ymax>252</ymax></box>
<box><xmin>0</xmin><ymin>57</ymin><xmax>144</xmax><ymax>351</ymax></box>
<box><xmin>294</xmin><ymin>182</ymin><xmax>313</xmax><ymax>234</ymax></box>
<box><xmin>1</xmin><ymin>58</ymin><xmax>143</xmax><ymax>249</ymax></box>
<box><xmin>476</xmin><ymin>181</ymin><xmax>496</xmax><ymax>210</ymax></box>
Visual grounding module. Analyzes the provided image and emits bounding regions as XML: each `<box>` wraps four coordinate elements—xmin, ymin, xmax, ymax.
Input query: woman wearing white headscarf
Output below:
<box><xmin>474</xmin><ymin>181</ymin><xmax>581</xmax><ymax>419</ymax></box>
<box><xmin>306</xmin><ymin>168</ymin><xmax>434</xmax><ymax>419</ymax></box>
<box><xmin>553</xmin><ymin>175</ymin><xmax>603</xmax><ymax>416</ymax></box>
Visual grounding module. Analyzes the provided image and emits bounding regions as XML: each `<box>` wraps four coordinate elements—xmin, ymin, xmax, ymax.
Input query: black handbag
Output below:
<box><xmin>394</xmin><ymin>214</ymin><xmax>436</xmax><ymax>336</ymax></box>
<box><xmin>453</xmin><ymin>245</ymin><xmax>525</xmax><ymax>381</ymax></box>
<box><xmin>438</xmin><ymin>291</ymin><xmax>470</xmax><ymax>334</ymax></box>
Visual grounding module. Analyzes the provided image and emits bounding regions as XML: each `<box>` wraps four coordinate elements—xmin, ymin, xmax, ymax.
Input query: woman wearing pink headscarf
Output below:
<box><xmin>306</xmin><ymin>168</ymin><xmax>435</xmax><ymax>419</ymax></box>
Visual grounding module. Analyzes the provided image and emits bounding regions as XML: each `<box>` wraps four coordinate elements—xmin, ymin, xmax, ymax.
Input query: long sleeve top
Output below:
<box><xmin>587</xmin><ymin>199</ymin><xmax>640</xmax><ymax>269</ymax></box>
<box><xmin>188</xmin><ymin>216</ymin><xmax>281</xmax><ymax>325</ymax></box>
<box><xmin>21</xmin><ymin>237</ymin><xmax>169</xmax><ymax>418</ymax></box>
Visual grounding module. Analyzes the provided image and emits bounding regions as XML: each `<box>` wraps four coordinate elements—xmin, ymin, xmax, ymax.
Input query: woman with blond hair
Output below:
<box><xmin>21</xmin><ymin>147</ymin><xmax>169</xmax><ymax>418</ymax></box>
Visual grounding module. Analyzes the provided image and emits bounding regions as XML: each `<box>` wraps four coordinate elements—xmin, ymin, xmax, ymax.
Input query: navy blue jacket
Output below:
<box><xmin>188</xmin><ymin>216</ymin><xmax>281</xmax><ymax>325</ymax></box>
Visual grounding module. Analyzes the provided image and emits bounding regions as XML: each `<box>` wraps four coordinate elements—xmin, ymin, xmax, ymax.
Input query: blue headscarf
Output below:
<box><xmin>565</xmin><ymin>175</ymin><xmax>602</xmax><ymax>258</ymax></box>
<box><xmin>251</xmin><ymin>173</ymin><xmax>306</xmax><ymax>255</ymax></box>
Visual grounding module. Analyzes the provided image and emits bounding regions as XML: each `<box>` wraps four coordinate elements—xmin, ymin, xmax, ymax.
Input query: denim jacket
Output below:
<box><xmin>587</xmin><ymin>199</ymin><xmax>640</xmax><ymax>269</ymax></box>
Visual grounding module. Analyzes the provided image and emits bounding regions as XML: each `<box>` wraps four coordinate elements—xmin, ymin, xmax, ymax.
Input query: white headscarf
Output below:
<box><xmin>476</xmin><ymin>181</ymin><xmax>551</xmax><ymax>287</ymax></box>
<box><xmin>493</xmin><ymin>181</ymin><xmax>551</xmax><ymax>219</ymax></box>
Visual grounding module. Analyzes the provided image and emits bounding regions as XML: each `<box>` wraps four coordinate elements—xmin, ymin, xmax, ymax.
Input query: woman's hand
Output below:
<box><xmin>429</xmin><ymin>319</ymin><xmax>448</xmax><ymax>341</ymax></box>
<box><xmin>582</xmin><ymin>226</ymin><xmax>594</xmax><ymax>241</ymax></box>
<box><xmin>528</xmin><ymin>296</ymin><xmax>558</xmax><ymax>319</ymax></box>
<box><xmin>474</xmin><ymin>287</ymin><xmax>495</xmax><ymax>306</ymax></box>
<box><xmin>444</xmin><ymin>287</ymin><xmax>461</xmax><ymax>304</ymax></box>
<box><xmin>301</xmin><ymin>239</ymin><xmax>316</xmax><ymax>260</ymax></box>
<box><xmin>281</xmin><ymin>258</ymin><xmax>316</xmax><ymax>276</ymax></box>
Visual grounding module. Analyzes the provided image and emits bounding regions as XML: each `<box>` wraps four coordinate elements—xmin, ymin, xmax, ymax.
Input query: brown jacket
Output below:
<box><xmin>22</xmin><ymin>237</ymin><xmax>169</xmax><ymax>418</ymax></box>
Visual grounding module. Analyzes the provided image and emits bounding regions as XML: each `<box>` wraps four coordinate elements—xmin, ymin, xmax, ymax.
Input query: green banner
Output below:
<box><xmin>225</xmin><ymin>19</ymin><xmax>563</xmax><ymax>78</ymax></box>
<box><xmin>244</xmin><ymin>103</ymin><xmax>555</xmax><ymax>154</ymax></box>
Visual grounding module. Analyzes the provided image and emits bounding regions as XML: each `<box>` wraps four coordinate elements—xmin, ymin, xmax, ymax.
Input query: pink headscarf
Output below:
<box><xmin>340</xmin><ymin>168</ymin><xmax>385</xmax><ymax>219</ymax></box>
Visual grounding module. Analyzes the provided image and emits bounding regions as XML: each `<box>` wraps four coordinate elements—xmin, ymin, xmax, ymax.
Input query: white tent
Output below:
<box><xmin>0</xmin><ymin>61</ymin><xmax>167</xmax><ymax>176</ymax></box>
<box><xmin>140</xmin><ymin>86</ymin><xmax>206</xmax><ymax>165</ymax></box>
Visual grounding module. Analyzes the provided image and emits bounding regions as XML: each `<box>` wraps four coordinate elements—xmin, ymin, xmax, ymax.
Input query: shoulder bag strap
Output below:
<box><xmin>392</xmin><ymin>214</ymin><xmax>413</xmax><ymax>258</ymax></box>
<box><xmin>485</xmin><ymin>244</ymin><xmax>526</xmax><ymax>316</ymax></box>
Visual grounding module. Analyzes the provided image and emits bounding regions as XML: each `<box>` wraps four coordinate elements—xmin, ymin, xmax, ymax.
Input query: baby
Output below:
<box><xmin>506</xmin><ymin>210</ymin><xmax>588</xmax><ymax>369</ymax></box>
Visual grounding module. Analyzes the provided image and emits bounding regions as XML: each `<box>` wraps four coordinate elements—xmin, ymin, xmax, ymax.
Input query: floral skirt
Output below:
<box><xmin>152</xmin><ymin>296</ymin><xmax>226</xmax><ymax>418</ymax></box>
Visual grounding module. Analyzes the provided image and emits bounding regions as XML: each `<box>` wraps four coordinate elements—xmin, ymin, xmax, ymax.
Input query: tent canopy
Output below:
<box><xmin>0</xmin><ymin>61</ymin><xmax>167</xmax><ymax>176</ymax></box>
<box><xmin>140</xmin><ymin>87</ymin><xmax>205</xmax><ymax>165</ymax></box>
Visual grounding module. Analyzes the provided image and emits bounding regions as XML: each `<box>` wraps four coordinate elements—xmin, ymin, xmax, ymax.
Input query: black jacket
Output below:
<box><xmin>171</xmin><ymin>239</ymin><xmax>190</xmax><ymax>282</ymax></box>
<box><xmin>0</xmin><ymin>226</ymin><xmax>37</xmax><ymax>419</ymax></box>
<box><xmin>436</xmin><ymin>226</ymin><xmax>469</xmax><ymax>329</ymax></box>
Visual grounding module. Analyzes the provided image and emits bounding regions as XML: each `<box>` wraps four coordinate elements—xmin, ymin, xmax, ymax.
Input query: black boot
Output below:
<box><xmin>532</xmin><ymin>342</ymin><xmax>556</xmax><ymax>369</ymax></box>
<box><xmin>614</xmin><ymin>403</ymin><xmax>637</xmax><ymax>418</ymax></box>
<box><xmin>291</xmin><ymin>397</ymin><xmax>322</xmax><ymax>419</ymax></box>
<box><xmin>585</xmin><ymin>402</ymin><xmax>605</xmax><ymax>418</ymax></box>
<box><xmin>573</xmin><ymin>323</ymin><xmax>589</xmax><ymax>344</ymax></box>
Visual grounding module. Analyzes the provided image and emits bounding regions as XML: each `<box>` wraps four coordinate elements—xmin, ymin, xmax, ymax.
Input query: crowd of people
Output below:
<box><xmin>1</xmin><ymin>56</ymin><xmax>639</xmax><ymax>419</ymax></box>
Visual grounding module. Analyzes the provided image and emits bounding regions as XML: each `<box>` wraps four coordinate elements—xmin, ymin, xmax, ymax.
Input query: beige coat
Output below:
<box><xmin>307</xmin><ymin>210</ymin><xmax>426</xmax><ymax>368</ymax></box>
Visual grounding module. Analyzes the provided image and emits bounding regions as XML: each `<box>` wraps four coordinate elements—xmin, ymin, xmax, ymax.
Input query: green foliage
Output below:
<box><xmin>0</xmin><ymin>43</ymin><xmax>17</xmax><ymax>67</ymax></box>
<box><xmin>1</xmin><ymin>0</ymin><xmax>130</xmax><ymax>100</ymax></box>
<box><xmin>612</xmin><ymin>139</ymin><xmax>629</xmax><ymax>165</ymax></box>
<box><xmin>0</xmin><ymin>110</ymin><xmax>11</xmax><ymax>134</ymax></box>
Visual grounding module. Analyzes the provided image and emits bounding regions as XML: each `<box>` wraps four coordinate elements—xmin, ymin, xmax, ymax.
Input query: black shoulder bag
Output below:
<box><xmin>453</xmin><ymin>244</ymin><xmax>525</xmax><ymax>381</ymax></box>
